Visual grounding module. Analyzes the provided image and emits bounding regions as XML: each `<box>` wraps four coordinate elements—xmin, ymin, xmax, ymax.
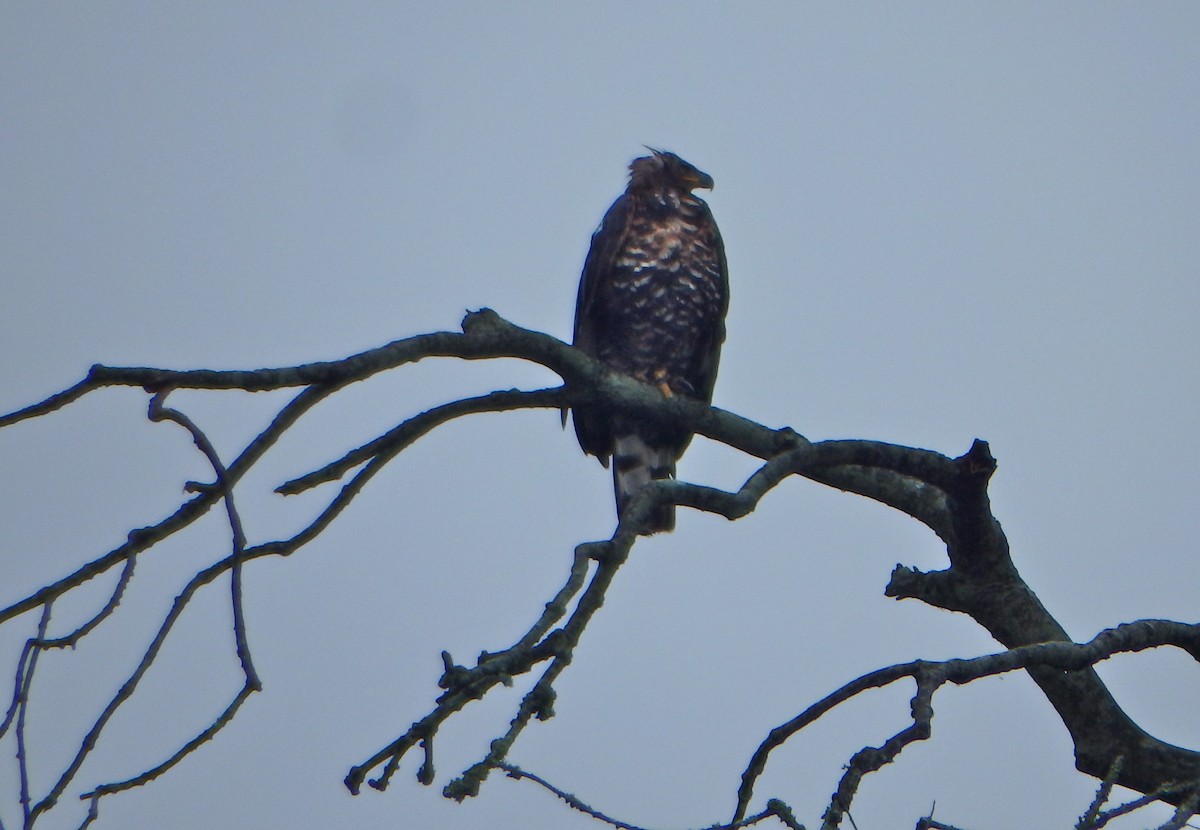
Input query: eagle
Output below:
<box><xmin>569</xmin><ymin>149</ymin><xmax>730</xmax><ymax>533</ymax></box>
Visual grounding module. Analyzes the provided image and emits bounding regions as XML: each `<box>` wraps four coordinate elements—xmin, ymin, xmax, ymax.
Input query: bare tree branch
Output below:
<box><xmin>496</xmin><ymin>762</ymin><xmax>795</xmax><ymax>830</ymax></box>
<box><xmin>148</xmin><ymin>391</ymin><xmax>261</xmax><ymax>689</ymax></box>
<box><xmin>0</xmin><ymin>380</ymin><xmax>342</xmax><ymax>628</ymax></box>
<box><xmin>2</xmin><ymin>310</ymin><xmax>1196</xmax><ymax>829</ymax></box>
<box><xmin>21</xmin><ymin>393</ymin><xmax>274</xmax><ymax>824</ymax></box>
<box><xmin>16</xmin><ymin>604</ymin><xmax>53</xmax><ymax>828</ymax></box>
<box><xmin>1077</xmin><ymin>756</ymin><xmax>1124</xmax><ymax>830</ymax></box>
<box><xmin>278</xmin><ymin>386</ymin><xmax>566</xmax><ymax>494</ymax></box>
<box><xmin>735</xmin><ymin>619</ymin><xmax>1200</xmax><ymax>825</ymax></box>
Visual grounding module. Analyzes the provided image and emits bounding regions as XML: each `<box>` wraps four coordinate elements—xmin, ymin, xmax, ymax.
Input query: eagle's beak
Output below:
<box><xmin>691</xmin><ymin>171</ymin><xmax>714</xmax><ymax>190</ymax></box>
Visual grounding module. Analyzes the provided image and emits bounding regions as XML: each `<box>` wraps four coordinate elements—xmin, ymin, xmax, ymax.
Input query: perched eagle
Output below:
<box><xmin>569</xmin><ymin>149</ymin><xmax>729</xmax><ymax>533</ymax></box>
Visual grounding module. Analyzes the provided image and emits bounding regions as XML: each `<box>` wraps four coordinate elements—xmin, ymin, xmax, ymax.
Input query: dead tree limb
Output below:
<box><xmin>1</xmin><ymin>309</ymin><xmax>1195</xmax><ymax>829</ymax></box>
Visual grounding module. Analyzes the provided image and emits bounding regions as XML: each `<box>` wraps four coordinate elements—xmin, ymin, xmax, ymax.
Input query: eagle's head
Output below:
<box><xmin>629</xmin><ymin>149</ymin><xmax>714</xmax><ymax>193</ymax></box>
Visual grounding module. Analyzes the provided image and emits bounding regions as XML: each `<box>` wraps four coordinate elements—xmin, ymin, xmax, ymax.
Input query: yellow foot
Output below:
<box><xmin>652</xmin><ymin>368</ymin><xmax>674</xmax><ymax>398</ymax></box>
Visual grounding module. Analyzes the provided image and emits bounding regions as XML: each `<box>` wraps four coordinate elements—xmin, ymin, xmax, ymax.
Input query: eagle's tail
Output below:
<box><xmin>612</xmin><ymin>434</ymin><xmax>676</xmax><ymax>533</ymax></box>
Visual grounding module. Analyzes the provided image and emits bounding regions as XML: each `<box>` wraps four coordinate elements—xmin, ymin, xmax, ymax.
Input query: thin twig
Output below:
<box><xmin>64</xmin><ymin>395</ymin><xmax>267</xmax><ymax>820</ymax></box>
<box><xmin>0</xmin><ymin>381</ymin><xmax>341</xmax><ymax>629</ymax></box>
<box><xmin>80</xmin><ymin>683</ymin><xmax>258</xmax><ymax>801</ymax></box>
<box><xmin>497</xmin><ymin>762</ymin><xmax>784</xmax><ymax>830</ymax></box>
<box><xmin>1090</xmin><ymin>782</ymin><xmax>1200</xmax><ymax>829</ymax></box>
<box><xmin>17</xmin><ymin>603</ymin><xmax>53</xmax><ymax>826</ymax></box>
<box><xmin>27</xmin><ymin>551</ymin><xmax>247</xmax><ymax>823</ymax></box>
<box><xmin>1153</xmin><ymin>790</ymin><xmax>1200</xmax><ymax>830</ymax></box>
<box><xmin>350</xmin><ymin>529</ymin><xmax>639</xmax><ymax>797</ymax></box>
<box><xmin>148</xmin><ymin>392</ymin><xmax>261</xmax><ymax>690</ymax></box>
<box><xmin>1076</xmin><ymin>755</ymin><xmax>1123</xmax><ymax>829</ymax></box>
<box><xmin>35</xmin><ymin>554</ymin><xmax>137</xmax><ymax>649</ymax></box>
<box><xmin>278</xmin><ymin>386</ymin><xmax>566</xmax><ymax>494</ymax></box>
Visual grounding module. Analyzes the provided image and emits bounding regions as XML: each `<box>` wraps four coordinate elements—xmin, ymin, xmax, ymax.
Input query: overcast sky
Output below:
<box><xmin>2</xmin><ymin>4</ymin><xmax>1198</xmax><ymax>830</ymax></box>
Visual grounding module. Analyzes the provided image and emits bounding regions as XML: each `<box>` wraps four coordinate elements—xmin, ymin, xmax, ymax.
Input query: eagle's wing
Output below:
<box><xmin>573</xmin><ymin>194</ymin><xmax>631</xmax><ymax>359</ymax></box>
<box><xmin>568</xmin><ymin>194</ymin><xmax>632</xmax><ymax>462</ymax></box>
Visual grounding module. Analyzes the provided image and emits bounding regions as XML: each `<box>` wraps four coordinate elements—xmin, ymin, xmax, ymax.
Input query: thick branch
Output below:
<box><xmin>886</xmin><ymin>440</ymin><xmax>1200</xmax><ymax>804</ymax></box>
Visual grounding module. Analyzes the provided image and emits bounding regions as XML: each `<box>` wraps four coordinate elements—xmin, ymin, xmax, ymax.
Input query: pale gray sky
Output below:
<box><xmin>2</xmin><ymin>4</ymin><xmax>1198</xmax><ymax>829</ymax></box>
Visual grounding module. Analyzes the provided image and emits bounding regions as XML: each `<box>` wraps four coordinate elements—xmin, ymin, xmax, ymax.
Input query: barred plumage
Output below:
<box><xmin>569</xmin><ymin>150</ymin><xmax>729</xmax><ymax>533</ymax></box>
